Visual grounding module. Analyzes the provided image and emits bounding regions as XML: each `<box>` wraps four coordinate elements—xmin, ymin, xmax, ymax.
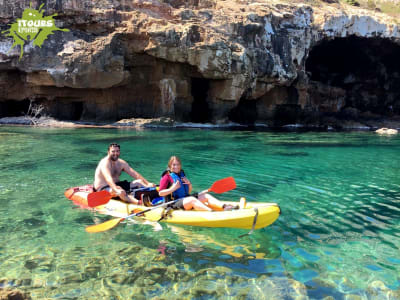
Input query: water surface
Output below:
<box><xmin>0</xmin><ymin>126</ymin><xmax>399</xmax><ymax>299</ymax></box>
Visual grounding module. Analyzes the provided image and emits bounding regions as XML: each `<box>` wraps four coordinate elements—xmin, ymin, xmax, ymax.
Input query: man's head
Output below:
<box><xmin>108</xmin><ymin>143</ymin><xmax>120</xmax><ymax>161</ymax></box>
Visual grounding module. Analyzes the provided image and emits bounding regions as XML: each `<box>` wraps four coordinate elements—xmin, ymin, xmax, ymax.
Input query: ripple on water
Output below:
<box><xmin>293</xmin><ymin>269</ymin><xmax>319</xmax><ymax>283</ymax></box>
<box><xmin>387</xmin><ymin>257</ymin><xmax>400</xmax><ymax>264</ymax></box>
<box><xmin>21</xmin><ymin>217</ymin><xmax>46</xmax><ymax>228</ymax></box>
<box><xmin>295</xmin><ymin>248</ymin><xmax>320</xmax><ymax>262</ymax></box>
<box><xmin>281</xmin><ymin>250</ymin><xmax>303</xmax><ymax>268</ymax></box>
<box><xmin>72</xmin><ymin>162</ymin><xmax>97</xmax><ymax>172</ymax></box>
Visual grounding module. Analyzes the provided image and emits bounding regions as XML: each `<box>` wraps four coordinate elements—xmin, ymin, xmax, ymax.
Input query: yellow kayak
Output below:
<box><xmin>141</xmin><ymin>202</ymin><xmax>280</xmax><ymax>229</ymax></box>
<box><xmin>65</xmin><ymin>185</ymin><xmax>280</xmax><ymax>230</ymax></box>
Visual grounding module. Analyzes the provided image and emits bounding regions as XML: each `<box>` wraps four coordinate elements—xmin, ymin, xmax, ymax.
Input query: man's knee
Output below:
<box><xmin>130</xmin><ymin>179</ymin><xmax>145</xmax><ymax>189</ymax></box>
<box><xmin>117</xmin><ymin>190</ymin><xmax>128</xmax><ymax>200</ymax></box>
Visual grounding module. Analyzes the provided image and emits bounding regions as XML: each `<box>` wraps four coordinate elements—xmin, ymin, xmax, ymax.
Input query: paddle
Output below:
<box><xmin>86</xmin><ymin>199</ymin><xmax>177</xmax><ymax>233</ymax></box>
<box><xmin>87</xmin><ymin>190</ymin><xmax>112</xmax><ymax>207</ymax></box>
<box><xmin>85</xmin><ymin>176</ymin><xmax>236</xmax><ymax>233</ymax></box>
<box><xmin>88</xmin><ymin>186</ymin><xmax>159</xmax><ymax>207</ymax></box>
<box><xmin>87</xmin><ymin>176</ymin><xmax>236</xmax><ymax>208</ymax></box>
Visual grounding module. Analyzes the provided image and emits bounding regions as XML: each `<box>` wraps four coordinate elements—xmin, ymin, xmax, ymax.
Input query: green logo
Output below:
<box><xmin>2</xmin><ymin>3</ymin><xmax>69</xmax><ymax>59</ymax></box>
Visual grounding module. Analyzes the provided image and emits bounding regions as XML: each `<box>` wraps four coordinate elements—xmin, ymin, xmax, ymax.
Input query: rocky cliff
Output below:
<box><xmin>0</xmin><ymin>0</ymin><xmax>399</xmax><ymax>128</ymax></box>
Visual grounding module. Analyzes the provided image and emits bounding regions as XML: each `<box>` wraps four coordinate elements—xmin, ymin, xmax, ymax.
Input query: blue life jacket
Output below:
<box><xmin>161</xmin><ymin>170</ymin><xmax>189</xmax><ymax>200</ymax></box>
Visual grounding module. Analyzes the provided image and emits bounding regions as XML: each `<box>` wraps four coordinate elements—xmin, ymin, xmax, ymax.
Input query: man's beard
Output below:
<box><xmin>110</xmin><ymin>155</ymin><xmax>119</xmax><ymax>161</ymax></box>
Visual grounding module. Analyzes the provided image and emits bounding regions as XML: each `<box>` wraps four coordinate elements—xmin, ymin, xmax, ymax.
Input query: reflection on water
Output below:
<box><xmin>164</xmin><ymin>224</ymin><xmax>280</xmax><ymax>259</ymax></box>
<box><xmin>0</xmin><ymin>126</ymin><xmax>399</xmax><ymax>299</ymax></box>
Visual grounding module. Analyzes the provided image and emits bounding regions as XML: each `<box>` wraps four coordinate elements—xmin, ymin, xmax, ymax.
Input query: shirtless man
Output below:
<box><xmin>94</xmin><ymin>143</ymin><xmax>154</xmax><ymax>204</ymax></box>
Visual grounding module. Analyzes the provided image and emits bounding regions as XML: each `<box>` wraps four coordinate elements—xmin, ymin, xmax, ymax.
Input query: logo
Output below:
<box><xmin>2</xmin><ymin>3</ymin><xmax>69</xmax><ymax>59</ymax></box>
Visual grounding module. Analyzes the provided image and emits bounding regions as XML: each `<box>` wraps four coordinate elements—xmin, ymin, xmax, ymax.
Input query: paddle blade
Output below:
<box><xmin>209</xmin><ymin>177</ymin><xmax>236</xmax><ymax>194</ymax></box>
<box><xmin>87</xmin><ymin>190</ymin><xmax>112</xmax><ymax>207</ymax></box>
<box><xmin>85</xmin><ymin>218</ymin><xmax>123</xmax><ymax>233</ymax></box>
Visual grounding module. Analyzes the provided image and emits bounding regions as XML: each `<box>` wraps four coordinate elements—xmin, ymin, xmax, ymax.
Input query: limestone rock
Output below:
<box><xmin>0</xmin><ymin>0</ymin><xmax>399</xmax><ymax>127</ymax></box>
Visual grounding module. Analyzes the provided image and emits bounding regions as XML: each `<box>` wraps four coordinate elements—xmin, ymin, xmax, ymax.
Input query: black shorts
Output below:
<box><xmin>97</xmin><ymin>180</ymin><xmax>131</xmax><ymax>192</ymax></box>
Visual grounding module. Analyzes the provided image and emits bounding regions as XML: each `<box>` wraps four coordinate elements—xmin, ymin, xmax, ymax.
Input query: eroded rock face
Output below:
<box><xmin>0</xmin><ymin>0</ymin><xmax>399</xmax><ymax>126</ymax></box>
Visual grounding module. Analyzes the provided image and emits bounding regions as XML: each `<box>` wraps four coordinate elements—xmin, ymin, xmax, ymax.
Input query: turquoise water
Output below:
<box><xmin>0</xmin><ymin>126</ymin><xmax>399</xmax><ymax>299</ymax></box>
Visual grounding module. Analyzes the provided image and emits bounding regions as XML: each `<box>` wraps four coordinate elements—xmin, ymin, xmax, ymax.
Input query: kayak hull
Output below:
<box><xmin>64</xmin><ymin>186</ymin><xmax>280</xmax><ymax>230</ymax></box>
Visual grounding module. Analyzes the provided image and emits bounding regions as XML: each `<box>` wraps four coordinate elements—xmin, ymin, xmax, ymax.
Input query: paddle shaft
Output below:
<box><xmin>124</xmin><ymin>188</ymin><xmax>211</xmax><ymax>219</ymax></box>
<box><xmin>124</xmin><ymin>199</ymin><xmax>179</xmax><ymax>220</ymax></box>
<box><xmin>85</xmin><ymin>177</ymin><xmax>236</xmax><ymax>233</ymax></box>
<box><xmin>87</xmin><ymin>193</ymin><xmax>200</xmax><ymax>233</ymax></box>
<box><xmin>87</xmin><ymin>176</ymin><xmax>235</xmax><ymax>208</ymax></box>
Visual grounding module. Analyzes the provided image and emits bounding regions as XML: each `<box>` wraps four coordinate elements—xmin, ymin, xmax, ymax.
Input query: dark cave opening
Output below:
<box><xmin>0</xmin><ymin>100</ymin><xmax>31</xmax><ymax>117</ymax></box>
<box><xmin>273</xmin><ymin>87</ymin><xmax>300</xmax><ymax>126</ymax></box>
<box><xmin>190</xmin><ymin>77</ymin><xmax>212</xmax><ymax>123</ymax></box>
<box><xmin>306</xmin><ymin>36</ymin><xmax>400</xmax><ymax>116</ymax></box>
<box><xmin>71</xmin><ymin>101</ymin><xmax>84</xmax><ymax>120</ymax></box>
<box><xmin>54</xmin><ymin>101</ymin><xmax>84</xmax><ymax>121</ymax></box>
<box><xmin>0</xmin><ymin>99</ymin><xmax>84</xmax><ymax>121</ymax></box>
<box><xmin>229</xmin><ymin>98</ymin><xmax>257</xmax><ymax>125</ymax></box>
<box><xmin>274</xmin><ymin>104</ymin><xmax>302</xmax><ymax>126</ymax></box>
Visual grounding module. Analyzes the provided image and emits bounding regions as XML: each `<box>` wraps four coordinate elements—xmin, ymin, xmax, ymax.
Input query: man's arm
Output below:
<box><xmin>122</xmin><ymin>161</ymin><xmax>152</xmax><ymax>186</ymax></box>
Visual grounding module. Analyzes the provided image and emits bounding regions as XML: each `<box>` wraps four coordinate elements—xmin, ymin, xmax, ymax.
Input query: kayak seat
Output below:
<box><xmin>131</xmin><ymin>187</ymin><xmax>160</xmax><ymax>202</ymax></box>
<box><xmin>130</xmin><ymin>186</ymin><xmax>164</xmax><ymax>206</ymax></box>
<box><xmin>141</xmin><ymin>194</ymin><xmax>153</xmax><ymax>207</ymax></box>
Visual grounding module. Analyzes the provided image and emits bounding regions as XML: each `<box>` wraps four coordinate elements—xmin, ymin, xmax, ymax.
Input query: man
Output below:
<box><xmin>94</xmin><ymin>143</ymin><xmax>154</xmax><ymax>204</ymax></box>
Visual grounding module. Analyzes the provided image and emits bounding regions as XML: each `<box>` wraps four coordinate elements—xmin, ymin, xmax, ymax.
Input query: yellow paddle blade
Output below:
<box><xmin>85</xmin><ymin>218</ymin><xmax>123</xmax><ymax>233</ymax></box>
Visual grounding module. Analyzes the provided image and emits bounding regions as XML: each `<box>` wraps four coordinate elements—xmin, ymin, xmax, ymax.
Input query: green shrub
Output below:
<box><xmin>367</xmin><ymin>0</ymin><xmax>375</xmax><ymax>9</ymax></box>
<box><xmin>380</xmin><ymin>2</ymin><xmax>400</xmax><ymax>16</ymax></box>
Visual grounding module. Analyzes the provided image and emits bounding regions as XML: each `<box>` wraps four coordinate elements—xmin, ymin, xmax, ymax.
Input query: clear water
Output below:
<box><xmin>0</xmin><ymin>126</ymin><xmax>399</xmax><ymax>299</ymax></box>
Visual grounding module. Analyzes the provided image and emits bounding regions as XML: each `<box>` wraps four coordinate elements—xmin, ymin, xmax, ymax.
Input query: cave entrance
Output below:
<box><xmin>306</xmin><ymin>36</ymin><xmax>400</xmax><ymax>116</ymax></box>
<box><xmin>0</xmin><ymin>100</ymin><xmax>31</xmax><ymax>117</ymax></box>
<box><xmin>46</xmin><ymin>99</ymin><xmax>84</xmax><ymax>121</ymax></box>
<box><xmin>59</xmin><ymin>101</ymin><xmax>83</xmax><ymax>121</ymax></box>
<box><xmin>274</xmin><ymin>104</ymin><xmax>302</xmax><ymax>126</ymax></box>
<box><xmin>229</xmin><ymin>98</ymin><xmax>257</xmax><ymax>125</ymax></box>
<box><xmin>190</xmin><ymin>77</ymin><xmax>211</xmax><ymax>123</ymax></box>
<box><xmin>71</xmin><ymin>101</ymin><xmax>84</xmax><ymax>120</ymax></box>
<box><xmin>0</xmin><ymin>99</ymin><xmax>84</xmax><ymax>121</ymax></box>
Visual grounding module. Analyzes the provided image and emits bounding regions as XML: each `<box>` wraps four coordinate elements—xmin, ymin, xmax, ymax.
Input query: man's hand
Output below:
<box><xmin>114</xmin><ymin>187</ymin><xmax>125</xmax><ymax>196</ymax></box>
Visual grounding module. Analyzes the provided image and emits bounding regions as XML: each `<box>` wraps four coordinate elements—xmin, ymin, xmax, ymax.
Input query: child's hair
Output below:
<box><xmin>168</xmin><ymin>156</ymin><xmax>182</xmax><ymax>170</ymax></box>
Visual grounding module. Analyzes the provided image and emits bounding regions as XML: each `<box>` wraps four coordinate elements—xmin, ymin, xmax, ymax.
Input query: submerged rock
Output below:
<box><xmin>367</xmin><ymin>280</ymin><xmax>400</xmax><ymax>299</ymax></box>
<box><xmin>0</xmin><ymin>288</ymin><xmax>31</xmax><ymax>300</ymax></box>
